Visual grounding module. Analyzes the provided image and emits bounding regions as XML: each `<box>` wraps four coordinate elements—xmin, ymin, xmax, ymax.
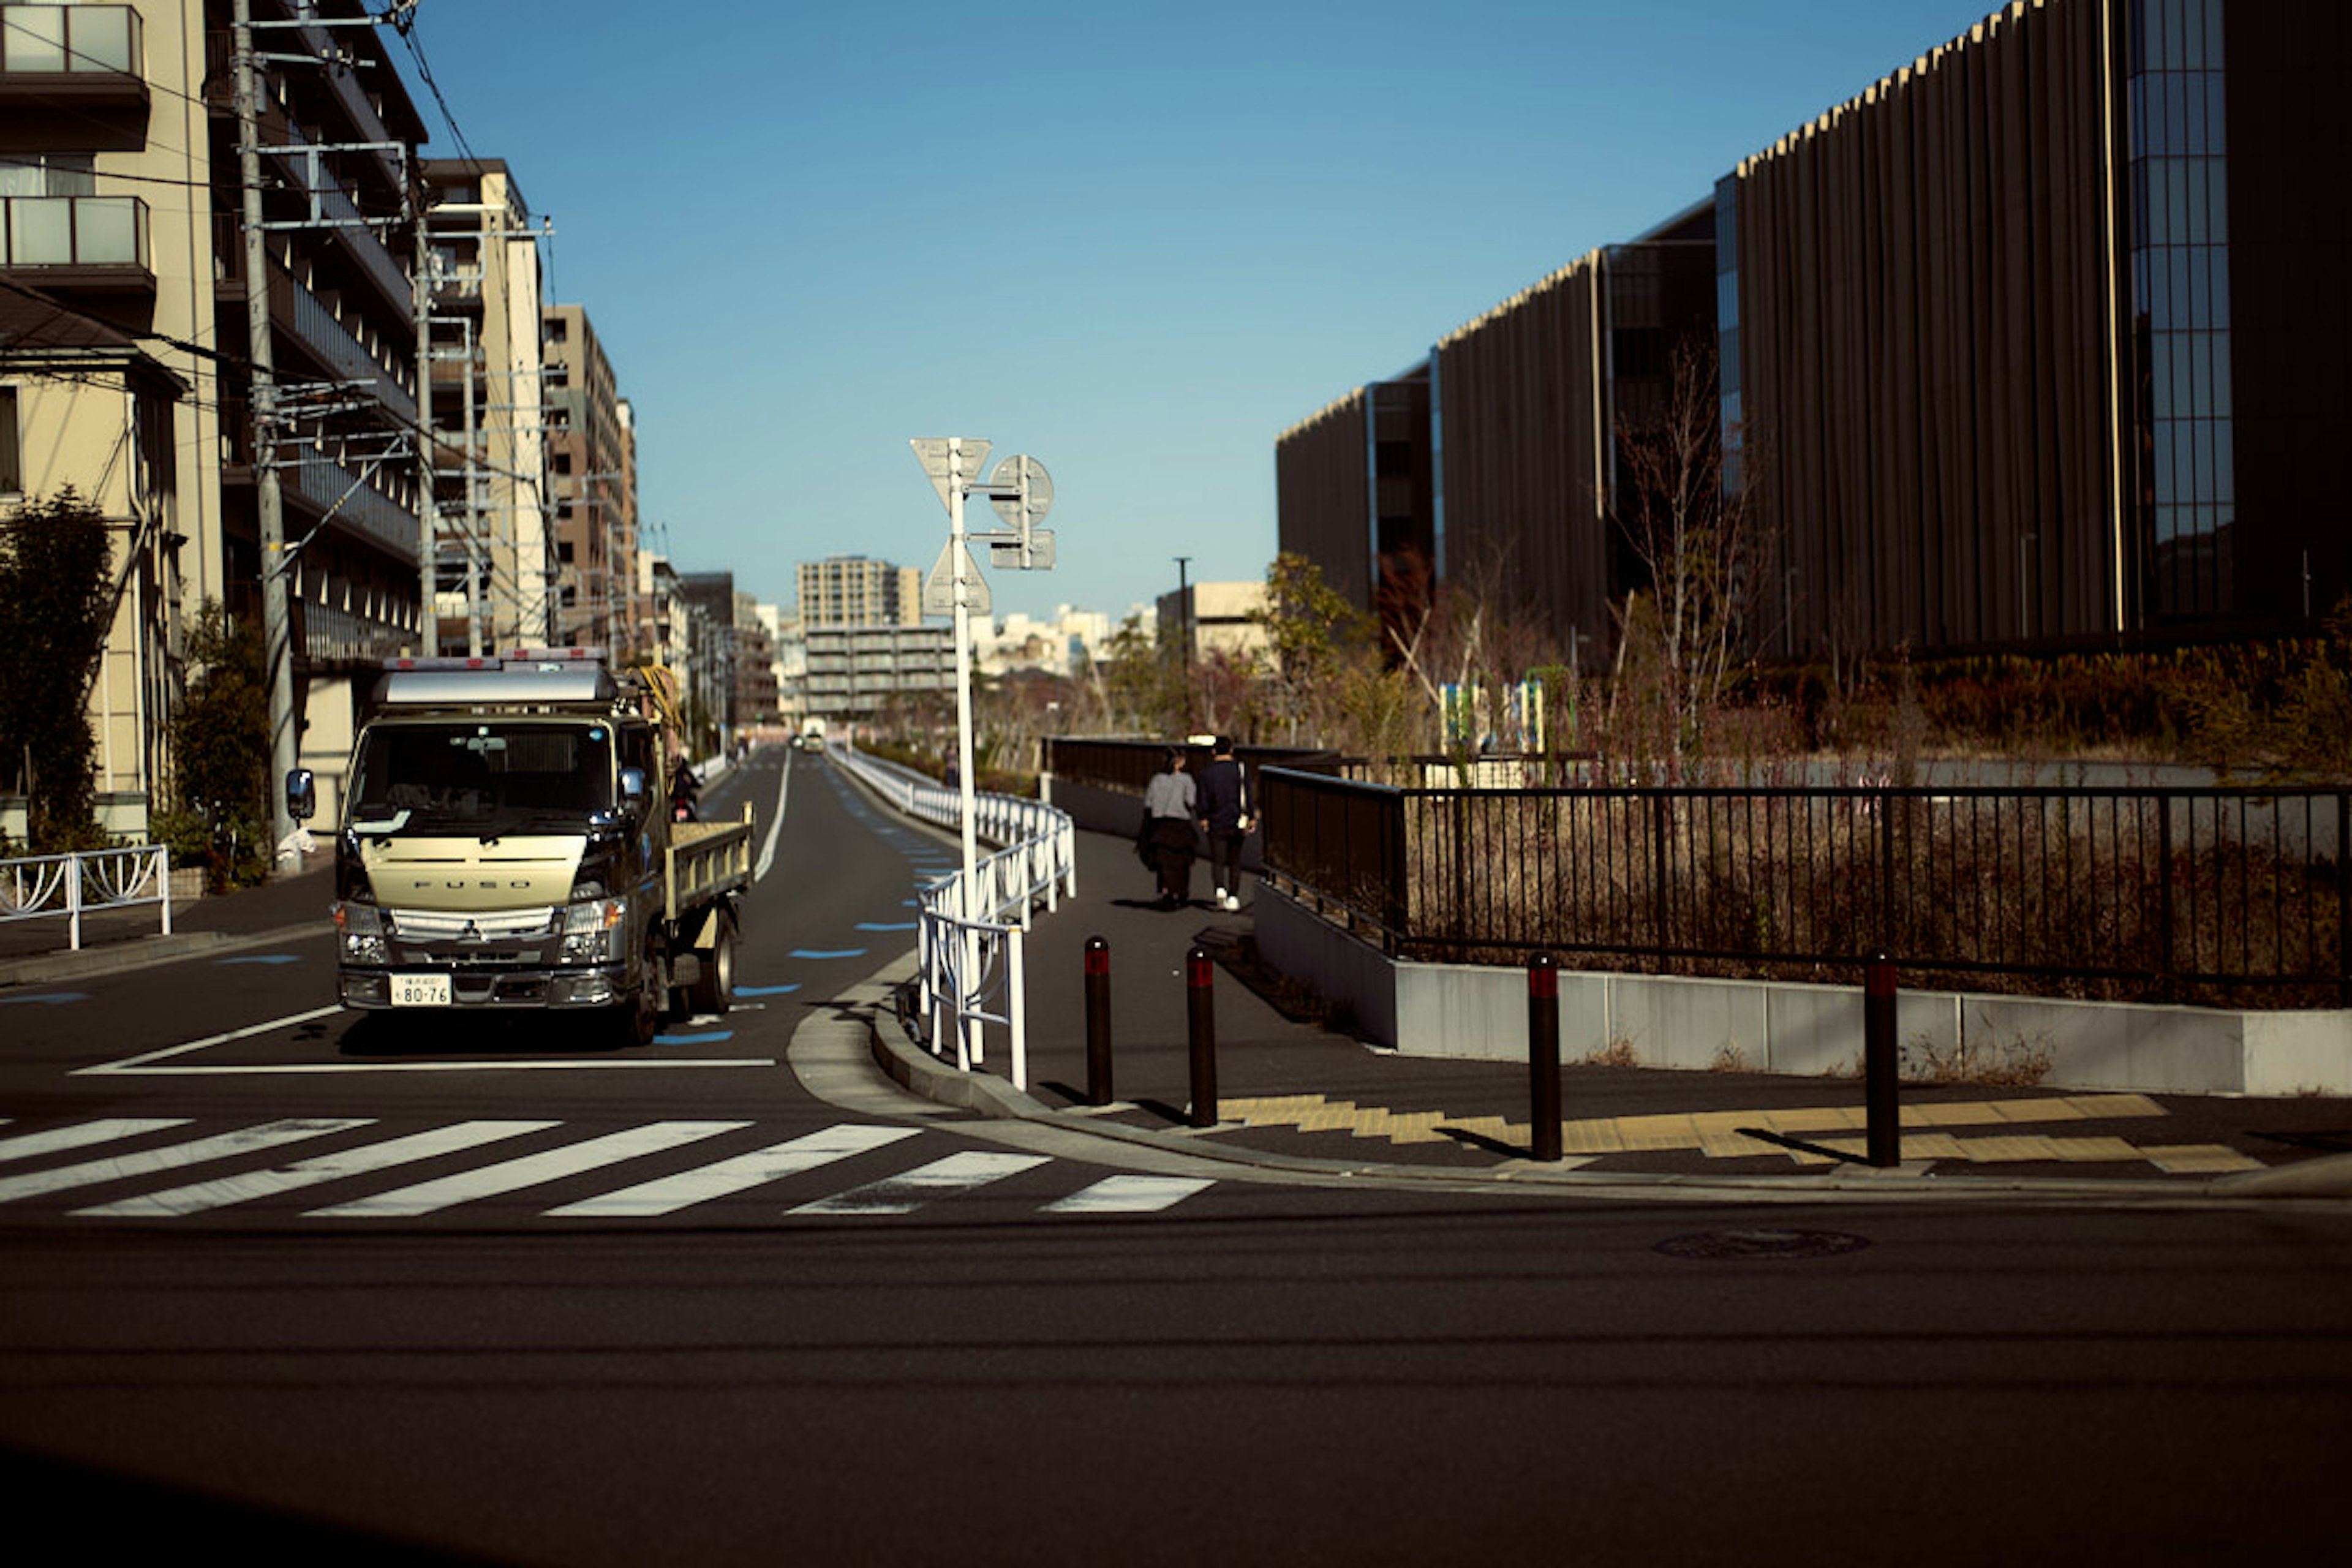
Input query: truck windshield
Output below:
<box><xmin>347</xmin><ymin>723</ymin><xmax>613</xmax><ymax>835</ymax></box>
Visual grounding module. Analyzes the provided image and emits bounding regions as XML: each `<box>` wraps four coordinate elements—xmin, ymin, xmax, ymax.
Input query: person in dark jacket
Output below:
<box><xmin>1197</xmin><ymin>736</ymin><xmax>1251</xmax><ymax>911</ymax></box>
<box><xmin>1140</xmin><ymin>745</ymin><xmax>1197</xmax><ymax>910</ymax></box>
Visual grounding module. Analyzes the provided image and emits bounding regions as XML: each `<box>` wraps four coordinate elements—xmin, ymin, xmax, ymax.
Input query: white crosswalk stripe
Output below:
<box><xmin>0</xmin><ymin>1119</ymin><xmax>366</xmax><ymax>1205</ymax></box>
<box><xmin>546</xmin><ymin>1124</ymin><xmax>922</xmax><ymax>1217</ymax></box>
<box><xmin>0</xmin><ymin>1117</ymin><xmax>191</xmax><ymax>1166</ymax></box>
<box><xmin>788</xmin><ymin>1150</ymin><xmax>1054</xmax><ymax>1215</ymax></box>
<box><xmin>1046</xmin><ymin>1175</ymin><xmax>1216</xmax><ymax>1214</ymax></box>
<box><xmin>0</xmin><ymin>1117</ymin><xmax>1220</xmax><ymax>1221</ymax></box>
<box><xmin>306</xmin><ymin>1121</ymin><xmax>750</xmax><ymax>1218</ymax></box>
<box><xmin>75</xmin><ymin>1121</ymin><xmax>559</xmax><ymax>1218</ymax></box>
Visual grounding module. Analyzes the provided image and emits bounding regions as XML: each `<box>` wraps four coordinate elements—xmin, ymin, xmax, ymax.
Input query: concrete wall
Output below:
<box><xmin>1256</xmin><ymin>882</ymin><xmax>2352</xmax><ymax>1097</ymax></box>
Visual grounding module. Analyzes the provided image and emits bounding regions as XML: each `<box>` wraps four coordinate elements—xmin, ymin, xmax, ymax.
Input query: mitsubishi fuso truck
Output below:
<box><xmin>287</xmin><ymin>649</ymin><xmax>753</xmax><ymax>1046</ymax></box>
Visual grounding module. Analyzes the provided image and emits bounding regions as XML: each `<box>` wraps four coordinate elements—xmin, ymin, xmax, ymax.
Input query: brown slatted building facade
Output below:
<box><xmin>1276</xmin><ymin>0</ymin><xmax>2351</xmax><ymax>665</ymax></box>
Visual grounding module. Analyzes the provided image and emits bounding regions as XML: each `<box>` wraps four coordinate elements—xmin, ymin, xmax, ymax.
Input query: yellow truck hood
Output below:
<box><xmin>360</xmin><ymin>835</ymin><xmax>586</xmax><ymax>911</ymax></box>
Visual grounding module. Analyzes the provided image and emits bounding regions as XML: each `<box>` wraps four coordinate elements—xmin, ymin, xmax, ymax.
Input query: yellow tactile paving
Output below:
<box><xmin>1616</xmin><ymin>1114</ymin><xmax>1702</xmax><ymax>1150</ymax></box>
<box><xmin>1559</xmin><ymin>1120</ymin><xmax>1627</xmax><ymax>1155</ymax></box>
<box><xmin>2141</xmin><ymin>1144</ymin><xmax>2264</xmax><ymax>1174</ymax></box>
<box><xmin>2065</xmin><ymin>1093</ymin><xmax>2166</xmax><ymax>1119</ymax></box>
<box><xmin>2046</xmin><ymin>1136</ymin><xmax>2147</xmax><ymax>1163</ymax></box>
<box><xmin>1199</xmin><ymin>1088</ymin><xmax>2241</xmax><ymax>1175</ymax></box>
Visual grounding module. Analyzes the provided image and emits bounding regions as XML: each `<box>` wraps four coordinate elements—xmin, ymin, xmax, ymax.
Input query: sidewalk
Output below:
<box><xmin>876</xmin><ymin>827</ymin><xmax>2352</xmax><ymax>1202</ymax></box>
<box><xmin>0</xmin><ymin>856</ymin><xmax>334</xmax><ymax>988</ymax></box>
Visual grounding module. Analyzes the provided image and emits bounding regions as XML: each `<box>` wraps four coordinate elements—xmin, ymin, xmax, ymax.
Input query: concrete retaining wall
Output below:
<box><xmin>1256</xmin><ymin>882</ymin><xmax>2352</xmax><ymax>1096</ymax></box>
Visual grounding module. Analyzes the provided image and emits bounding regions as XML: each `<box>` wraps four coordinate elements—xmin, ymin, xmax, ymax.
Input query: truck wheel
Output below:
<box><xmin>616</xmin><ymin>948</ymin><xmax>662</xmax><ymax>1048</ymax></box>
<box><xmin>688</xmin><ymin>914</ymin><xmax>735</xmax><ymax>1017</ymax></box>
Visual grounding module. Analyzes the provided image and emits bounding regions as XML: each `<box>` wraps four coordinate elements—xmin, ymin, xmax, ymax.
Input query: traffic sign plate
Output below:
<box><xmin>910</xmin><ymin>437</ymin><xmax>992</xmax><ymax>515</ymax></box>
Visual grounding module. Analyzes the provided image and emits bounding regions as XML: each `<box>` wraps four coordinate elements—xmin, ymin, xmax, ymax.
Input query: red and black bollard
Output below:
<box><xmin>1864</xmin><ymin>949</ymin><xmax>1901</xmax><ymax>1167</ymax></box>
<box><xmin>1084</xmin><ymin>936</ymin><xmax>1114</xmax><ymax>1106</ymax></box>
<box><xmin>1528</xmin><ymin>952</ymin><xmax>1563</xmax><ymax>1161</ymax></box>
<box><xmin>1186</xmin><ymin>945</ymin><xmax>1218</xmax><ymax>1129</ymax></box>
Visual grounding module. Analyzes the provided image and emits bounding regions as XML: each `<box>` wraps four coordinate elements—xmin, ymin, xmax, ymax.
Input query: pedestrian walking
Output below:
<box><xmin>1140</xmin><ymin>745</ymin><xmax>1198</xmax><ymax>910</ymax></box>
<box><xmin>1197</xmin><ymin>735</ymin><xmax>1251</xmax><ymax>911</ymax></box>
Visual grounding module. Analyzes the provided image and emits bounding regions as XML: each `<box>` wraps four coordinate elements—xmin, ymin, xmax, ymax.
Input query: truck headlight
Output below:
<box><xmin>560</xmin><ymin>896</ymin><xmax>627</xmax><ymax>962</ymax></box>
<box><xmin>333</xmin><ymin>900</ymin><xmax>388</xmax><ymax>965</ymax></box>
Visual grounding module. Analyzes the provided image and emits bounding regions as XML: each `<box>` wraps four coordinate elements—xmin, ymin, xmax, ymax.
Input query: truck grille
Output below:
<box><xmin>392</xmin><ymin>907</ymin><xmax>555</xmax><ymax>941</ymax></box>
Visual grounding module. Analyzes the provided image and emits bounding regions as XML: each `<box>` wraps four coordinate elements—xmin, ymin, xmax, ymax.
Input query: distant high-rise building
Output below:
<box><xmin>797</xmin><ymin>555</ymin><xmax>922</xmax><ymax>629</ymax></box>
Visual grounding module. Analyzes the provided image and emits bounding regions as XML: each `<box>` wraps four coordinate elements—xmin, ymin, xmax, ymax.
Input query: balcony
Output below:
<box><xmin>270</xmin><ymin>264</ymin><xmax>419</xmax><ymax>429</ymax></box>
<box><xmin>299</xmin><ymin>600</ymin><xmax>419</xmax><ymax>669</ymax></box>
<box><xmin>0</xmin><ymin>195</ymin><xmax>150</xmax><ymax>289</ymax></box>
<box><xmin>282</xmin><ymin>123</ymin><xmax>413</xmax><ymax>320</ymax></box>
<box><xmin>282</xmin><ymin>450</ymin><xmax>422</xmax><ymax>567</ymax></box>
<box><xmin>0</xmin><ymin>6</ymin><xmax>145</xmax><ymax>119</ymax></box>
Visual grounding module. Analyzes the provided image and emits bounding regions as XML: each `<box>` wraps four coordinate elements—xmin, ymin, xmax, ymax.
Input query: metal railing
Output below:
<box><xmin>1261</xmin><ymin>769</ymin><xmax>2352</xmax><ymax>1008</ymax></box>
<box><xmin>0</xmin><ymin>843</ymin><xmax>172</xmax><ymax>950</ymax></box>
<box><xmin>831</xmin><ymin>742</ymin><xmax>1077</xmax><ymax>1087</ymax></box>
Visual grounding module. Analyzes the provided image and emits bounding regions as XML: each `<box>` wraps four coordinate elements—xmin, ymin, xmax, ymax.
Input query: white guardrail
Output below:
<box><xmin>830</xmin><ymin>741</ymin><xmax>1077</xmax><ymax>1089</ymax></box>
<box><xmin>0</xmin><ymin>843</ymin><xmax>173</xmax><ymax>949</ymax></box>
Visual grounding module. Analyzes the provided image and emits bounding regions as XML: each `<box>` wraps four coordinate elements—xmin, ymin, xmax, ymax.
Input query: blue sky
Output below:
<box><xmin>399</xmin><ymin>0</ymin><xmax>2001</xmax><ymax>624</ymax></box>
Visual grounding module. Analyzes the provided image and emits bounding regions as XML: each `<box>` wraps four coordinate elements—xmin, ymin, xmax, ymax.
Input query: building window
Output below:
<box><xmin>2130</xmin><ymin>0</ymin><xmax>2234</xmax><ymax>622</ymax></box>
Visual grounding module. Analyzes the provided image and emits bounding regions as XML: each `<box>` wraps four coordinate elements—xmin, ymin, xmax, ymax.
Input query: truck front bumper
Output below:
<box><xmin>339</xmin><ymin>964</ymin><xmax>628</xmax><ymax>1010</ymax></box>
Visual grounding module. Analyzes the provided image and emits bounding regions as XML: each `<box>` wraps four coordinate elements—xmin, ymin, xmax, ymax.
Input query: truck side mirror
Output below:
<box><xmin>286</xmin><ymin>768</ymin><xmax>317</xmax><ymax>822</ymax></box>
<box><xmin>619</xmin><ymin>767</ymin><xmax>647</xmax><ymax>816</ymax></box>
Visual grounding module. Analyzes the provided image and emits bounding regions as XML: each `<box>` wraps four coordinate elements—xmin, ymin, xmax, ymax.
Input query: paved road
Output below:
<box><xmin>1</xmin><ymin>747</ymin><xmax>2348</xmax><ymax>1564</ymax></box>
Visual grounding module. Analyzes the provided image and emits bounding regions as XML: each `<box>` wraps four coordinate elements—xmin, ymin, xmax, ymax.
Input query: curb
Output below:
<box><xmin>861</xmin><ymin>963</ymin><xmax>2352</xmax><ymax>1207</ymax></box>
<box><xmin>0</xmin><ymin>922</ymin><xmax>331</xmax><ymax>990</ymax></box>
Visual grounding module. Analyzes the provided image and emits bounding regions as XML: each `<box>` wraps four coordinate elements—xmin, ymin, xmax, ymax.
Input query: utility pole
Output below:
<box><xmin>234</xmin><ymin>0</ymin><xmax>296</xmax><ymax>858</ymax></box>
<box><xmin>1174</xmin><ymin>555</ymin><xmax>1193</xmax><ymax>733</ymax></box>
<box><xmin>413</xmin><ymin>184</ymin><xmax>436</xmax><ymax>654</ymax></box>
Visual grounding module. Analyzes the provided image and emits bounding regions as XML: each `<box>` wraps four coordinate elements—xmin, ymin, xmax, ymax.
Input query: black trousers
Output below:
<box><xmin>1207</xmin><ymin>827</ymin><xmax>1245</xmax><ymax>897</ymax></box>
<box><xmin>1147</xmin><ymin>817</ymin><xmax>1197</xmax><ymax>903</ymax></box>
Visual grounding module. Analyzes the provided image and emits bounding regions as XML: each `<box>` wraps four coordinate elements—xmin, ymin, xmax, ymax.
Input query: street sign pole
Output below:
<box><xmin>948</xmin><ymin>442</ymin><xmax>984</xmax><ymax>1069</ymax></box>
<box><xmin>911</xmin><ymin>435</ymin><xmax>1057</xmax><ymax>1071</ymax></box>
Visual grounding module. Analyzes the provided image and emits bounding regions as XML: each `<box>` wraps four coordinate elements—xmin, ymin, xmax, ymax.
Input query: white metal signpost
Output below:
<box><xmin>910</xmin><ymin>439</ymin><xmax>1057</xmax><ymax>1066</ymax></box>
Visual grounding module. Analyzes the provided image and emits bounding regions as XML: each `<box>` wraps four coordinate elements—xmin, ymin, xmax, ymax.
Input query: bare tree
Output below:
<box><xmin>1608</xmin><ymin>335</ymin><xmax>1771</xmax><ymax>769</ymax></box>
<box><xmin>1382</xmin><ymin>535</ymin><xmax>1557</xmax><ymax>756</ymax></box>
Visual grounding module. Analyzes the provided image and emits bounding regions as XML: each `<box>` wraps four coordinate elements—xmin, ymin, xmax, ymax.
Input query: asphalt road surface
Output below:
<box><xmin>2</xmin><ymin>748</ymin><xmax>2348</xmax><ymax>1565</ymax></box>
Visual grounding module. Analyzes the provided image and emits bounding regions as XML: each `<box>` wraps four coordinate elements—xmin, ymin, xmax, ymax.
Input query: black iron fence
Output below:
<box><xmin>1043</xmin><ymin>737</ymin><xmax>1349</xmax><ymax>797</ymax></box>
<box><xmin>1260</xmin><ymin>767</ymin><xmax>2352</xmax><ymax>1008</ymax></box>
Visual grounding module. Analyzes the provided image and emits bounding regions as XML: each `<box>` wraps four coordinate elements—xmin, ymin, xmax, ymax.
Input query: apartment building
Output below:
<box><xmin>421</xmin><ymin>156</ymin><xmax>548</xmax><ymax>654</ymax></box>
<box><xmin>796</xmin><ymin>553</ymin><xmax>922</xmax><ymax>630</ymax></box>
<box><xmin>1</xmin><ymin>0</ymin><xmax>429</xmax><ymax>831</ymax></box>
<box><xmin>541</xmin><ymin>303</ymin><xmax>639</xmax><ymax>653</ymax></box>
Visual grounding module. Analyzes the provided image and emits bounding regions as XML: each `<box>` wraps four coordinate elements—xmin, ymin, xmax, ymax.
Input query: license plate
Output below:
<box><xmin>390</xmin><ymin>973</ymin><xmax>453</xmax><ymax>1008</ymax></box>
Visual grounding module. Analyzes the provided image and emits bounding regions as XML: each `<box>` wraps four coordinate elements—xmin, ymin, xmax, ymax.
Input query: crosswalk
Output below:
<box><xmin>0</xmin><ymin>1115</ymin><xmax>1215</xmax><ymax>1224</ymax></box>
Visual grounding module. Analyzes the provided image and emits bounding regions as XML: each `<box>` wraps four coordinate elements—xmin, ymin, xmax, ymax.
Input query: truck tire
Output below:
<box><xmin>688</xmin><ymin>913</ymin><xmax>735</xmax><ymax>1017</ymax></box>
<box><xmin>615</xmin><ymin>946</ymin><xmax>663</xmax><ymax>1048</ymax></box>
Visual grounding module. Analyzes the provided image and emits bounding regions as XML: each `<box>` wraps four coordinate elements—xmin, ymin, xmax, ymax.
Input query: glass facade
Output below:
<box><xmin>2130</xmin><ymin>0</ymin><xmax>2234</xmax><ymax>619</ymax></box>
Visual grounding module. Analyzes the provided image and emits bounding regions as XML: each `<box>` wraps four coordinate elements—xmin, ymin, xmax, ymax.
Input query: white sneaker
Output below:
<box><xmin>1221</xmin><ymin>893</ymin><xmax>1241</xmax><ymax>911</ymax></box>
<box><xmin>1213</xmin><ymin>888</ymin><xmax>1227</xmax><ymax>905</ymax></box>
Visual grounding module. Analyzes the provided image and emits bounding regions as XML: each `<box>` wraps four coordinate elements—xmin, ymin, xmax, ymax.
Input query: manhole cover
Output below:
<box><xmin>1655</xmin><ymin>1228</ymin><xmax>1871</xmax><ymax>1261</ymax></box>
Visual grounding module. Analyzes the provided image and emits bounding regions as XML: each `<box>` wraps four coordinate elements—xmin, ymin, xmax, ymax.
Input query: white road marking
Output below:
<box><xmin>546</xmin><ymin>1123</ymin><xmax>922</xmax><ymax>1217</ymax></box>
<box><xmin>77</xmin><ymin>1006</ymin><xmax>344</xmax><ymax>1074</ymax></box>
<box><xmin>0</xmin><ymin>1119</ymin><xmax>368</xmax><ymax>1204</ymax></box>
<box><xmin>74</xmin><ymin>1005</ymin><xmax>772</xmax><ymax>1076</ymax></box>
<box><xmin>0</xmin><ymin>1118</ymin><xmax>191</xmax><ymax>1165</ymax></box>
<box><xmin>74</xmin><ymin>1121</ymin><xmax>558</xmax><ymax>1217</ymax></box>
<box><xmin>1044</xmin><ymin>1175</ymin><xmax>1215</xmax><ymax>1215</ymax></box>
<box><xmin>755</xmin><ymin>751</ymin><xmax>792</xmax><ymax>882</ymax></box>
<box><xmin>789</xmin><ymin>1150</ymin><xmax>1051</xmax><ymax>1215</ymax></box>
<box><xmin>306</xmin><ymin>1121</ymin><xmax>750</xmax><ymax>1217</ymax></box>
